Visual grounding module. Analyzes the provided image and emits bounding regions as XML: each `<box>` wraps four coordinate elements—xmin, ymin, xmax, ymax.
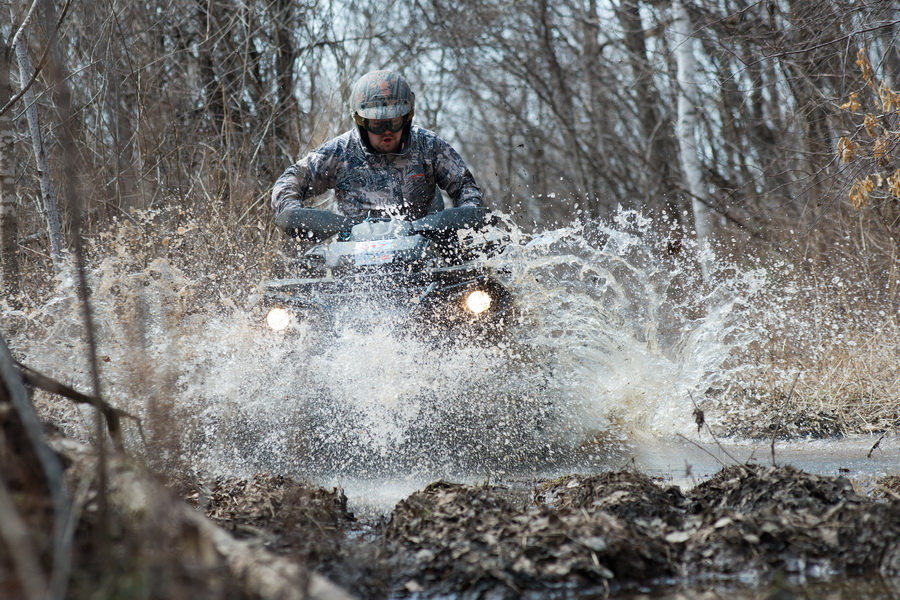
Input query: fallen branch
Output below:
<box><xmin>54</xmin><ymin>438</ymin><xmax>355</xmax><ymax>600</ymax></box>
<box><xmin>14</xmin><ymin>360</ymin><xmax>143</xmax><ymax>451</ymax></box>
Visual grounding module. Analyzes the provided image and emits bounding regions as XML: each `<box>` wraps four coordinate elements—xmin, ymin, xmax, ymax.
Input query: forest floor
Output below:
<box><xmin>22</xmin><ymin>446</ymin><xmax>900</xmax><ymax>599</ymax></box>
<box><xmin>2</xmin><ymin>407</ymin><xmax>900</xmax><ymax>599</ymax></box>
<box><xmin>191</xmin><ymin>467</ymin><xmax>900</xmax><ymax>599</ymax></box>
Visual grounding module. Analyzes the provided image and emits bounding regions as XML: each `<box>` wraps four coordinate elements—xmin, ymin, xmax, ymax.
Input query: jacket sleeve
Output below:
<box><xmin>432</xmin><ymin>137</ymin><xmax>484</xmax><ymax>208</ymax></box>
<box><xmin>271</xmin><ymin>149</ymin><xmax>339</xmax><ymax>216</ymax></box>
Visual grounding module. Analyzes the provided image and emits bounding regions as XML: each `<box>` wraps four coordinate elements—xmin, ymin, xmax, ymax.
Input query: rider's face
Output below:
<box><xmin>367</xmin><ymin>128</ymin><xmax>403</xmax><ymax>153</ymax></box>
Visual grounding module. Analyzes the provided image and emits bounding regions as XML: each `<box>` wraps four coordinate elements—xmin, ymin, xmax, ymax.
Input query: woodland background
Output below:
<box><xmin>1</xmin><ymin>0</ymin><xmax>897</xmax><ymax>301</ymax></box>
<box><xmin>0</xmin><ymin>3</ymin><xmax>898</xmax><ymax>598</ymax></box>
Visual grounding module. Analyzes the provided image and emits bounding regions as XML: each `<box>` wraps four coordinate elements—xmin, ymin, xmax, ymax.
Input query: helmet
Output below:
<box><xmin>350</xmin><ymin>70</ymin><xmax>415</xmax><ymax>132</ymax></box>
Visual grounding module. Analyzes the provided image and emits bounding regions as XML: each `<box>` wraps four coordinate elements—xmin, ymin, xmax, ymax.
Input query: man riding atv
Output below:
<box><xmin>264</xmin><ymin>70</ymin><xmax>510</xmax><ymax>337</ymax></box>
<box><xmin>271</xmin><ymin>69</ymin><xmax>484</xmax><ymax>221</ymax></box>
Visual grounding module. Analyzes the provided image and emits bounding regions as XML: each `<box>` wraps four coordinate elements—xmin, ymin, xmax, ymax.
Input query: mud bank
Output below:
<box><xmin>187</xmin><ymin>467</ymin><xmax>900</xmax><ymax>599</ymax></box>
<box><xmin>4</xmin><ymin>429</ymin><xmax>900</xmax><ymax>600</ymax></box>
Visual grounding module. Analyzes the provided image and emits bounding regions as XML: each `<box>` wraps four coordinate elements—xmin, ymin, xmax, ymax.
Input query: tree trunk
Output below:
<box><xmin>13</xmin><ymin>33</ymin><xmax>64</xmax><ymax>270</ymax></box>
<box><xmin>615</xmin><ymin>0</ymin><xmax>683</xmax><ymax>236</ymax></box>
<box><xmin>673</xmin><ymin>0</ymin><xmax>711</xmax><ymax>266</ymax></box>
<box><xmin>272</xmin><ymin>0</ymin><xmax>297</xmax><ymax>145</ymax></box>
<box><xmin>1</xmin><ymin>44</ymin><xmax>20</xmax><ymax>298</ymax></box>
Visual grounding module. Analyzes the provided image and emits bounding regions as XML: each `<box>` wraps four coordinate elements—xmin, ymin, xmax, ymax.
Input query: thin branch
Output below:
<box><xmin>0</xmin><ymin>0</ymin><xmax>73</xmax><ymax>117</ymax></box>
<box><xmin>762</xmin><ymin>20</ymin><xmax>900</xmax><ymax>61</ymax></box>
<box><xmin>867</xmin><ymin>431</ymin><xmax>887</xmax><ymax>459</ymax></box>
<box><xmin>676</xmin><ymin>433</ymin><xmax>729</xmax><ymax>469</ymax></box>
<box><xmin>15</xmin><ymin>361</ymin><xmax>143</xmax><ymax>451</ymax></box>
<box><xmin>0</xmin><ymin>47</ymin><xmax>48</xmax><ymax>118</ymax></box>
<box><xmin>771</xmin><ymin>370</ymin><xmax>802</xmax><ymax>467</ymax></box>
<box><xmin>8</xmin><ymin>0</ymin><xmax>42</xmax><ymax>51</ymax></box>
<box><xmin>687</xmin><ymin>392</ymin><xmax>752</xmax><ymax>472</ymax></box>
<box><xmin>40</xmin><ymin>0</ymin><xmax>112</xmax><ymax>568</ymax></box>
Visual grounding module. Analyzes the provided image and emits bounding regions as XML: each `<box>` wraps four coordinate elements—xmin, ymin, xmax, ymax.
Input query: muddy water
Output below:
<box><xmin>7</xmin><ymin>210</ymin><xmax>897</xmax><ymax>598</ymax></box>
<box><xmin>333</xmin><ymin>435</ymin><xmax>899</xmax><ymax>518</ymax></box>
<box><xmin>634</xmin><ymin>436</ymin><xmax>900</xmax><ymax>490</ymax></box>
<box><xmin>616</xmin><ymin>576</ymin><xmax>900</xmax><ymax>599</ymax></box>
<box><xmin>13</xmin><ymin>212</ymin><xmax>779</xmax><ymax>477</ymax></box>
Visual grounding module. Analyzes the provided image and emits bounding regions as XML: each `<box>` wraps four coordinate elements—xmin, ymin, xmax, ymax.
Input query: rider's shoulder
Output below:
<box><xmin>408</xmin><ymin>126</ymin><xmax>454</xmax><ymax>152</ymax></box>
<box><xmin>311</xmin><ymin>129</ymin><xmax>358</xmax><ymax>156</ymax></box>
<box><xmin>410</xmin><ymin>125</ymin><xmax>440</xmax><ymax>141</ymax></box>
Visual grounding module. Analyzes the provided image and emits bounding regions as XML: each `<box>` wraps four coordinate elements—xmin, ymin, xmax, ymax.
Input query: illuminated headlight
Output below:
<box><xmin>265</xmin><ymin>307</ymin><xmax>292</xmax><ymax>331</ymax></box>
<box><xmin>463</xmin><ymin>290</ymin><xmax>492</xmax><ymax>315</ymax></box>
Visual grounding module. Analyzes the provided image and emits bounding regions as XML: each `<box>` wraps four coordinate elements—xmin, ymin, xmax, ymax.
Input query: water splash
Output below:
<box><xmin>7</xmin><ymin>209</ymin><xmax>784</xmax><ymax>482</ymax></box>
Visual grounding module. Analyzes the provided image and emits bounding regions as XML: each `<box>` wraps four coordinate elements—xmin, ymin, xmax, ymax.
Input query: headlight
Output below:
<box><xmin>463</xmin><ymin>290</ymin><xmax>492</xmax><ymax>315</ymax></box>
<box><xmin>265</xmin><ymin>307</ymin><xmax>292</xmax><ymax>331</ymax></box>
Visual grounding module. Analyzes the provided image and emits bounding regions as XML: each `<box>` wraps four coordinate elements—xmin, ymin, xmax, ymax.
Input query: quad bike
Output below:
<box><xmin>263</xmin><ymin>206</ymin><xmax>513</xmax><ymax>338</ymax></box>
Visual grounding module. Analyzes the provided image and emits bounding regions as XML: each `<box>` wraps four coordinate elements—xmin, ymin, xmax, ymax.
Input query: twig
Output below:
<box><xmin>676</xmin><ymin>433</ymin><xmax>728</xmax><ymax>469</ymax></box>
<box><xmin>687</xmin><ymin>392</ymin><xmax>751</xmax><ymax>472</ymax></box>
<box><xmin>769</xmin><ymin>427</ymin><xmax>779</xmax><ymax>468</ymax></box>
<box><xmin>14</xmin><ymin>360</ymin><xmax>143</xmax><ymax>451</ymax></box>
<box><xmin>8</xmin><ymin>0</ymin><xmax>41</xmax><ymax>51</ymax></box>
<box><xmin>762</xmin><ymin>19</ymin><xmax>900</xmax><ymax>61</ymax></box>
<box><xmin>0</xmin><ymin>0</ymin><xmax>73</xmax><ymax>118</ymax></box>
<box><xmin>40</xmin><ymin>0</ymin><xmax>112</xmax><ymax>576</ymax></box>
<box><xmin>771</xmin><ymin>371</ymin><xmax>802</xmax><ymax>467</ymax></box>
<box><xmin>867</xmin><ymin>431</ymin><xmax>887</xmax><ymax>459</ymax></box>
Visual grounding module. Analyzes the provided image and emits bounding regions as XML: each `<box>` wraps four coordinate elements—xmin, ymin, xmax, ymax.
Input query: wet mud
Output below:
<box><xmin>187</xmin><ymin>466</ymin><xmax>900</xmax><ymax>599</ymax></box>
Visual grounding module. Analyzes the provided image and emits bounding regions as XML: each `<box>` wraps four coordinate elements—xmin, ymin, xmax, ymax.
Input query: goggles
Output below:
<box><xmin>354</xmin><ymin>114</ymin><xmax>408</xmax><ymax>135</ymax></box>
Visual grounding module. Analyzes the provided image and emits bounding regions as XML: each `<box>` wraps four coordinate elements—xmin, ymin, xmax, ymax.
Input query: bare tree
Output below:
<box><xmin>614</xmin><ymin>0</ymin><xmax>684</xmax><ymax>238</ymax></box>
<box><xmin>673</xmin><ymin>0</ymin><xmax>711</xmax><ymax>262</ymax></box>
<box><xmin>13</xmin><ymin>27</ymin><xmax>64</xmax><ymax>269</ymax></box>
<box><xmin>1</xmin><ymin>34</ymin><xmax>19</xmax><ymax>297</ymax></box>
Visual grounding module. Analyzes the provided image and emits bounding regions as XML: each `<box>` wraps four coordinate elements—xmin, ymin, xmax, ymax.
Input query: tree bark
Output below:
<box><xmin>673</xmin><ymin>0</ymin><xmax>711</xmax><ymax>265</ymax></box>
<box><xmin>1</xmin><ymin>43</ymin><xmax>20</xmax><ymax>298</ymax></box>
<box><xmin>13</xmin><ymin>32</ymin><xmax>64</xmax><ymax>270</ymax></box>
<box><xmin>615</xmin><ymin>0</ymin><xmax>683</xmax><ymax>233</ymax></box>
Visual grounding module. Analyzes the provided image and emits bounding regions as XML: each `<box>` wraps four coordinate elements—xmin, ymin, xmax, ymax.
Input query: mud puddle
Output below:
<box><xmin>331</xmin><ymin>435</ymin><xmax>900</xmax><ymax>518</ymax></box>
<box><xmin>615</xmin><ymin>576</ymin><xmax>900</xmax><ymax>599</ymax></box>
<box><xmin>631</xmin><ymin>435</ymin><xmax>900</xmax><ymax>491</ymax></box>
<box><xmin>185</xmin><ymin>461</ymin><xmax>900</xmax><ymax>600</ymax></box>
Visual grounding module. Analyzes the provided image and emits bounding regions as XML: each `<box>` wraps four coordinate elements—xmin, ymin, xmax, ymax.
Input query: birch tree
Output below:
<box><xmin>13</xmin><ymin>31</ymin><xmax>64</xmax><ymax>270</ymax></box>
<box><xmin>672</xmin><ymin>0</ymin><xmax>711</xmax><ymax>263</ymax></box>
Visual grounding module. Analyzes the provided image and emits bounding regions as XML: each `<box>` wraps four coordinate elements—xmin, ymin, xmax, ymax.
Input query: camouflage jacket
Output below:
<box><xmin>271</xmin><ymin>126</ymin><xmax>483</xmax><ymax>220</ymax></box>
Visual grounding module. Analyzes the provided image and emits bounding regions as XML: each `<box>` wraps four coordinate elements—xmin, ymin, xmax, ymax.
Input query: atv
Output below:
<box><xmin>263</xmin><ymin>206</ymin><xmax>513</xmax><ymax>338</ymax></box>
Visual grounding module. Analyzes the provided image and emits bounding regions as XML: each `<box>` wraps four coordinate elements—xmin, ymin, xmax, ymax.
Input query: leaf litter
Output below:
<box><xmin>183</xmin><ymin>465</ymin><xmax>900</xmax><ymax>598</ymax></box>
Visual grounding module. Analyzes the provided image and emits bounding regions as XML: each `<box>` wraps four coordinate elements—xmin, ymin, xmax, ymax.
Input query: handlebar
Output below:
<box><xmin>274</xmin><ymin>205</ymin><xmax>489</xmax><ymax>240</ymax></box>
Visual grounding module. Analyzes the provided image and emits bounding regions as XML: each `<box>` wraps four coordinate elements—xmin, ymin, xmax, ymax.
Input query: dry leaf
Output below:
<box><xmin>839</xmin><ymin>92</ymin><xmax>861</xmax><ymax>111</ymax></box>
<box><xmin>873</xmin><ymin>137</ymin><xmax>891</xmax><ymax>165</ymax></box>
<box><xmin>848</xmin><ymin>176</ymin><xmax>874</xmax><ymax>209</ymax></box>
<box><xmin>863</xmin><ymin>114</ymin><xmax>879</xmax><ymax>137</ymax></box>
<box><xmin>837</xmin><ymin>136</ymin><xmax>858</xmax><ymax>163</ymax></box>
<box><xmin>887</xmin><ymin>169</ymin><xmax>900</xmax><ymax>198</ymax></box>
<box><xmin>880</xmin><ymin>82</ymin><xmax>900</xmax><ymax>112</ymax></box>
<box><xmin>856</xmin><ymin>48</ymin><xmax>875</xmax><ymax>88</ymax></box>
